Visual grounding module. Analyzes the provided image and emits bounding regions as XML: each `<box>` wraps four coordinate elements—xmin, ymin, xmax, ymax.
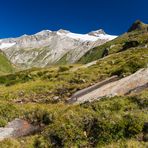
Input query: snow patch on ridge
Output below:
<box><xmin>0</xmin><ymin>42</ymin><xmax>16</xmax><ymax>49</ymax></box>
<box><xmin>97</xmin><ymin>34</ymin><xmax>117</xmax><ymax>40</ymax></box>
<box><xmin>35</xmin><ymin>30</ymin><xmax>52</xmax><ymax>36</ymax></box>
<box><xmin>66</xmin><ymin>33</ymin><xmax>99</xmax><ymax>41</ymax></box>
<box><xmin>57</xmin><ymin>31</ymin><xmax>101</xmax><ymax>42</ymax></box>
<box><xmin>57</xmin><ymin>30</ymin><xmax>117</xmax><ymax>41</ymax></box>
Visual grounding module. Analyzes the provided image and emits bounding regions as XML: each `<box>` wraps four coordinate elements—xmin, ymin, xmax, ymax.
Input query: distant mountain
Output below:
<box><xmin>0</xmin><ymin>29</ymin><xmax>117</xmax><ymax>69</ymax></box>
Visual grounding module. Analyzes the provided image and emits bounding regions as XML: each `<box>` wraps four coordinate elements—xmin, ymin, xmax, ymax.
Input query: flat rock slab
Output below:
<box><xmin>0</xmin><ymin>118</ymin><xmax>39</xmax><ymax>141</ymax></box>
<box><xmin>69</xmin><ymin>68</ymin><xmax>148</xmax><ymax>104</ymax></box>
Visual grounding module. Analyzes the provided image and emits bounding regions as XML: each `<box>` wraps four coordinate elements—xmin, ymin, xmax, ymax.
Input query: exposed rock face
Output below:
<box><xmin>68</xmin><ymin>68</ymin><xmax>148</xmax><ymax>104</ymax></box>
<box><xmin>128</xmin><ymin>20</ymin><xmax>148</xmax><ymax>32</ymax></box>
<box><xmin>0</xmin><ymin>119</ymin><xmax>39</xmax><ymax>141</ymax></box>
<box><xmin>0</xmin><ymin>29</ymin><xmax>117</xmax><ymax>69</ymax></box>
<box><xmin>88</xmin><ymin>29</ymin><xmax>106</xmax><ymax>36</ymax></box>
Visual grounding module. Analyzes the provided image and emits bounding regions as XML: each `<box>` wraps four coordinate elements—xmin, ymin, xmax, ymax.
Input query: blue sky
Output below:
<box><xmin>0</xmin><ymin>0</ymin><xmax>148</xmax><ymax>38</ymax></box>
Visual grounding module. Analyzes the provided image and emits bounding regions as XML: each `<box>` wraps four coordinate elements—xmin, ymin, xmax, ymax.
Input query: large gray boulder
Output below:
<box><xmin>0</xmin><ymin>119</ymin><xmax>39</xmax><ymax>141</ymax></box>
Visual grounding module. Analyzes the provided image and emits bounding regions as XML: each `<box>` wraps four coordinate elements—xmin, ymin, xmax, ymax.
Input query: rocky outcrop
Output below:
<box><xmin>67</xmin><ymin>76</ymin><xmax>119</xmax><ymax>104</ymax></box>
<box><xmin>0</xmin><ymin>119</ymin><xmax>39</xmax><ymax>141</ymax></box>
<box><xmin>0</xmin><ymin>29</ymin><xmax>117</xmax><ymax>69</ymax></box>
<box><xmin>68</xmin><ymin>68</ymin><xmax>148</xmax><ymax>104</ymax></box>
<box><xmin>128</xmin><ymin>20</ymin><xmax>148</xmax><ymax>32</ymax></box>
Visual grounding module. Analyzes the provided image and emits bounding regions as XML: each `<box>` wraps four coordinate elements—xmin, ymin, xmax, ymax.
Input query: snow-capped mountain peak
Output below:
<box><xmin>88</xmin><ymin>29</ymin><xmax>106</xmax><ymax>37</ymax></box>
<box><xmin>88</xmin><ymin>29</ymin><xmax>117</xmax><ymax>40</ymax></box>
<box><xmin>56</xmin><ymin>29</ymin><xmax>117</xmax><ymax>42</ymax></box>
<box><xmin>35</xmin><ymin>30</ymin><xmax>52</xmax><ymax>36</ymax></box>
<box><xmin>57</xmin><ymin>29</ymin><xmax>70</xmax><ymax>34</ymax></box>
<box><xmin>0</xmin><ymin>28</ymin><xmax>117</xmax><ymax>69</ymax></box>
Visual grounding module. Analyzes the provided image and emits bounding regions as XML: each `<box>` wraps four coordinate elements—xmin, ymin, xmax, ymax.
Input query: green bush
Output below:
<box><xmin>0</xmin><ymin>118</ymin><xmax>7</xmax><ymax>127</ymax></box>
<box><xmin>111</xmin><ymin>56</ymin><xmax>147</xmax><ymax>77</ymax></box>
<box><xmin>24</xmin><ymin>108</ymin><xmax>54</xmax><ymax>125</ymax></box>
<box><xmin>0</xmin><ymin>138</ymin><xmax>21</xmax><ymax>148</ymax></box>
<box><xmin>46</xmin><ymin>120</ymin><xmax>88</xmax><ymax>147</ymax></box>
<box><xmin>33</xmin><ymin>135</ymin><xmax>50</xmax><ymax>148</ymax></box>
<box><xmin>58</xmin><ymin>66</ymin><xmax>70</xmax><ymax>72</ymax></box>
<box><xmin>124</xmin><ymin>113</ymin><xmax>145</xmax><ymax>137</ymax></box>
<box><xmin>130</xmin><ymin>90</ymin><xmax>148</xmax><ymax>108</ymax></box>
<box><xmin>0</xmin><ymin>103</ymin><xmax>20</xmax><ymax>127</ymax></box>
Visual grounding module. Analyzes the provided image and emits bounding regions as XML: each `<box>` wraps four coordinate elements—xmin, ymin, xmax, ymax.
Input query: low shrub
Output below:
<box><xmin>24</xmin><ymin>108</ymin><xmax>54</xmax><ymax>126</ymax></box>
<box><xmin>58</xmin><ymin>66</ymin><xmax>70</xmax><ymax>72</ymax></box>
<box><xmin>0</xmin><ymin>139</ymin><xmax>21</xmax><ymax>148</ymax></box>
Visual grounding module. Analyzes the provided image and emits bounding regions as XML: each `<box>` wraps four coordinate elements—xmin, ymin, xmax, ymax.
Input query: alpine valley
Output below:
<box><xmin>0</xmin><ymin>20</ymin><xmax>147</xmax><ymax>147</ymax></box>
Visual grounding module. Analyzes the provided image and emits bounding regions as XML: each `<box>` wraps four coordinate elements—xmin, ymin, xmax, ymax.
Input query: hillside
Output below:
<box><xmin>0</xmin><ymin>43</ymin><xmax>147</xmax><ymax>147</ymax></box>
<box><xmin>0</xmin><ymin>21</ymin><xmax>147</xmax><ymax>147</ymax></box>
<box><xmin>0</xmin><ymin>90</ymin><xmax>147</xmax><ymax>147</ymax></box>
<box><xmin>0</xmin><ymin>51</ymin><xmax>14</xmax><ymax>75</ymax></box>
<box><xmin>0</xmin><ymin>46</ymin><xmax>147</xmax><ymax>103</ymax></box>
<box><xmin>78</xmin><ymin>20</ymin><xmax>148</xmax><ymax>64</ymax></box>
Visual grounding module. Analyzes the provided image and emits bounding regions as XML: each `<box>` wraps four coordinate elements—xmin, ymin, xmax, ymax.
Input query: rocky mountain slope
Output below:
<box><xmin>0</xmin><ymin>29</ymin><xmax>117</xmax><ymax>69</ymax></box>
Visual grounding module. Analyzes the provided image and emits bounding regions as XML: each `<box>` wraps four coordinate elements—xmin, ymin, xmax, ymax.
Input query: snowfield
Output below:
<box><xmin>57</xmin><ymin>30</ymin><xmax>117</xmax><ymax>42</ymax></box>
<box><xmin>0</xmin><ymin>42</ymin><xmax>16</xmax><ymax>49</ymax></box>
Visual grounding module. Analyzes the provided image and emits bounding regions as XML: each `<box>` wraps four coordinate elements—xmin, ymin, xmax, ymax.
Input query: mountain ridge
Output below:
<box><xmin>0</xmin><ymin>28</ymin><xmax>117</xmax><ymax>69</ymax></box>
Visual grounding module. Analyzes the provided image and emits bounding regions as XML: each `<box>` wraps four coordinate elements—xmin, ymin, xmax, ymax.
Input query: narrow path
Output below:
<box><xmin>71</xmin><ymin>53</ymin><xmax>117</xmax><ymax>72</ymax></box>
